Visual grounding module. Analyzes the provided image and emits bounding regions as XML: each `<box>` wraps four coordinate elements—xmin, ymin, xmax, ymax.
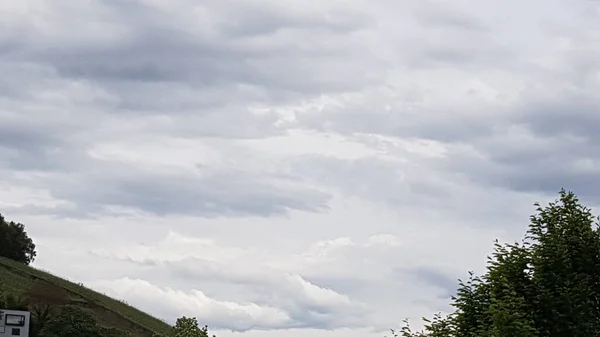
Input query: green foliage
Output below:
<box><xmin>41</xmin><ymin>305</ymin><xmax>130</xmax><ymax>337</ymax></box>
<box><xmin>173</xmin><ymin>317</ymin><xmax>212</xmax><ymax>337</ymax></box>
<box><xmin>30</xmin><ymin>305</ymin><xmax>54</xmax><ymax>337</ymax></box>
<box><xmin>398</xmin><ymin>189</ymin><xmax>600</xmax><ymax>337</ymax></box>
<box><xmin>0</xmin><ymin>283</ymin><xmax>29</xmax><ymax>310</ymax></box>
<box><xmin>0</xmin><ymin>213</ymin><xmax>36</xmax><ymax>264</ymax></box>
<box><xmin>0</xmin><ymin>298</ymin><xmax>130</xmax><ymax>337</ymax></box>
<box><xmin>151</xmin><ymin>317</ymin><xmax>215</xmax><ymax>337</ymax></box>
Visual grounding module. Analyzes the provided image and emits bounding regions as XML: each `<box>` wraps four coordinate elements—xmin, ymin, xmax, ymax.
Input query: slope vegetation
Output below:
<box><xmin>0</xmin><ymin>256</ymin><xmax>172</xmax><ymax>337</ymax></box>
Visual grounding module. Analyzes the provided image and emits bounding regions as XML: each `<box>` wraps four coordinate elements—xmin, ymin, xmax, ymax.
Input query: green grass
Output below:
<box><xmin>0</xmin><ymin>257</ymin><xmax>172</xmax><ymax>336</ymax></box>
<box><xmin>0</xmin><ymin>264</ymin><xmax>32</xmax><ymax>293</ymax></box>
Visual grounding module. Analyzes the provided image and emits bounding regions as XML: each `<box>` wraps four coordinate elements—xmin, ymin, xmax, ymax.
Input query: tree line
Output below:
<box><xmin>395</xmin><ymin>189</ymin><xmax>600</xmax><ymax>337</ymax></box>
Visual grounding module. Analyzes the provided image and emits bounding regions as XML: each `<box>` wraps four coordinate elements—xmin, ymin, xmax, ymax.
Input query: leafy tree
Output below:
<box><xmin>397</xmin><ymin>189</ymin><xmax>600</xmax><ymax>337</ymax></box>
<box><xmin>153</xmin><ymin>317</ymin><xmax>215</xmax><ymax>337</ymax></box>
<box><xmin>0</xmin><ymin>213</ymin><xmax>37</xmax><ymax>264</ymax></box>
<box><xmin>173</xmin><ymin>317</ymin><xmax>213</xmax><ymax>337</ymax></box>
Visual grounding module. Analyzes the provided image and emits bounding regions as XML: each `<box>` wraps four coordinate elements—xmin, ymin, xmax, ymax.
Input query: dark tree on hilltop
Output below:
<box><xmin>0</xmin><ymin>213</ymin><xmax>37</xmax><ymax>264</ymax></box>
<box><xmin>394</xmin><ymin>189</ymin><xmax>600</xmax><ymax>337</ymax></box>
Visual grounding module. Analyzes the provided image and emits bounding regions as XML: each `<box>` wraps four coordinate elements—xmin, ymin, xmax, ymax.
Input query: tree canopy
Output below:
<box><xmin>396</xmin><ymin>189</ymin><xmax>600</xmax><ymax>337</ymax></box>
<box><xmin>173</xmin><ymin>317</ymin><xmax>212</xmax><ymax>337</ymax></box>
<box><xmin>152</xmin><ymin>316</ymin><xmax>214</xmax><ymax>337</ymax></box>
<box><xmin>0</xmin><ymin>213</ymin><xmax>36</xmax><ymax>264</ymax></box>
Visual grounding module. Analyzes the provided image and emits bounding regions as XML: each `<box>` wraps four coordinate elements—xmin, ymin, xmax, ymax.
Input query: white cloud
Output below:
<box><xmin>82</xmin><ymin>229</ymin><xmax>497</xmax><ymax>331</ymax></box>
<box><xmin>90</xmin><ymin>277</ymin><xmax>292</xmax><ymax>331</ymax></box>
<box><xmin>89</xmin><ymin>232</ymin><xmax>372</xmax><ymax>330</ymax></box>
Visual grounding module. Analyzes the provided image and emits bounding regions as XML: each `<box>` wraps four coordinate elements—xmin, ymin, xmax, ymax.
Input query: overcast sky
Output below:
<box><xmin>2</xmin><ymin>0</ymin><xmax>600</xmax><ymax>336</ymax></box>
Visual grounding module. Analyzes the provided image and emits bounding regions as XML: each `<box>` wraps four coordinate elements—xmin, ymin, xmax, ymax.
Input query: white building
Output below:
<box><xmin>0</xmin><ymin>310</ymin><xmax>30</xmax><ymax>337</ymax></box>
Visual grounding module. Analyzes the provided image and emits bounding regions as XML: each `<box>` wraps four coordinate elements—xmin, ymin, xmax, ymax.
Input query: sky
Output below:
<box><xmin>2</xmin><ymin>0</ymin><xmax>600</xmax><ymax>336</ymax></box>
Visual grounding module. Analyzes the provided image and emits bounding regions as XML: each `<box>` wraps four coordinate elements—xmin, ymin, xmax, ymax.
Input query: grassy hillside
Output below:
<box><xmin>0</xmin><ymin>256</ymin><xmax>172</xmax><ymax>337</ymax></box>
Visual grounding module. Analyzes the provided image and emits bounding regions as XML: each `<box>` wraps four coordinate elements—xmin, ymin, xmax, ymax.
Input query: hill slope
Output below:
<box><xmin>0</xmin><ymin>256</ymin><xmax>172</xmax><ymax>336</ymax></box>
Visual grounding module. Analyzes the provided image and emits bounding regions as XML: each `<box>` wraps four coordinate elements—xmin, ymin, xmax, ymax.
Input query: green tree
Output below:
<box><xmin>0</xmin><ymin>213</ymin><xmax>37</xmax><ymax>264</ymax></box>
<box><xmin>173</xmin><ymin>317</ymin><xmax>212</xmax><ymax>337</ymax></box>
<box><xmin>526</xmin><ymin>190</ymin><xmax>600</xmax><ymax>336</ymax></box>
<box><xmin>397</xmin><ymin>189</ymin><xmax>600</xmax><ymax>337</ymax></box>
<box><xmin>151</xmin><ymin>317</ymin><xmax>215</xmax><ymax>337</ymax></box>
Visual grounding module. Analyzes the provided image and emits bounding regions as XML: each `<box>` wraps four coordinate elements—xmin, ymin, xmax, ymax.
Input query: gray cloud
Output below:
<box><xmin>88</xmin><ymin>254</ymin><xmax>370</xmax><ymax>330</ymax></box>
<box><xmin>0</xmin><ymin>113</ymin><xmax>89</xmax><ymax>172</ymax></box>
<box><xmin>1</xmin><ymin>108</ymin><xmax>330</xmax><ymax>218</ymax></box>
<box><xmin>4</xmin><ymin>0</ymin><xmax>600</xmax><ymax>336</ymax></box>
<box><xmin>396</xmin><ymin>266</ymin><xmax>457</xmax><ymax>300</ymax></box>
<box><xmin>5</xmin><ymin>0</ymin><xmax>378</xmax><ymax>100</ymax></box>
<box><xmin>412</xmin><ymin>1</ymin><xmax>490</xmax><ymax>32</ymax></box>
<box><xmin>428</xmin><ymin>93</ymin><xmax>600</xmax><ymax>204</ymax></box>
<box><xmin>286</xmin><ymin>154</ymin><xmax>530</xmax><ymax>227</ymax></box>
<box><xmin>288</xmin><ymin>1</ymin><xmax>600</xmax><ymax>207</ymax></box>
<box><xmin>8</xmin><ymin>158</ymin><xmax>331</xmax><ymax>218</ymax></box>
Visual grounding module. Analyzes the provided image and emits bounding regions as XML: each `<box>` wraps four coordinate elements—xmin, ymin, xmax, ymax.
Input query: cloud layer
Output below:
<box><xmin>3</xmin><ymin>0</ymin><xmax>600</xmax><ymax>336</ymax></box>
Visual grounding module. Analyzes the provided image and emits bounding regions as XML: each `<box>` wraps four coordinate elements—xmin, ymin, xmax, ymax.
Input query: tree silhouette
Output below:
<box><xmin>0</xmin><ymin>213</ymin><xmax>37</xmax><ymax>264</ymax></box>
